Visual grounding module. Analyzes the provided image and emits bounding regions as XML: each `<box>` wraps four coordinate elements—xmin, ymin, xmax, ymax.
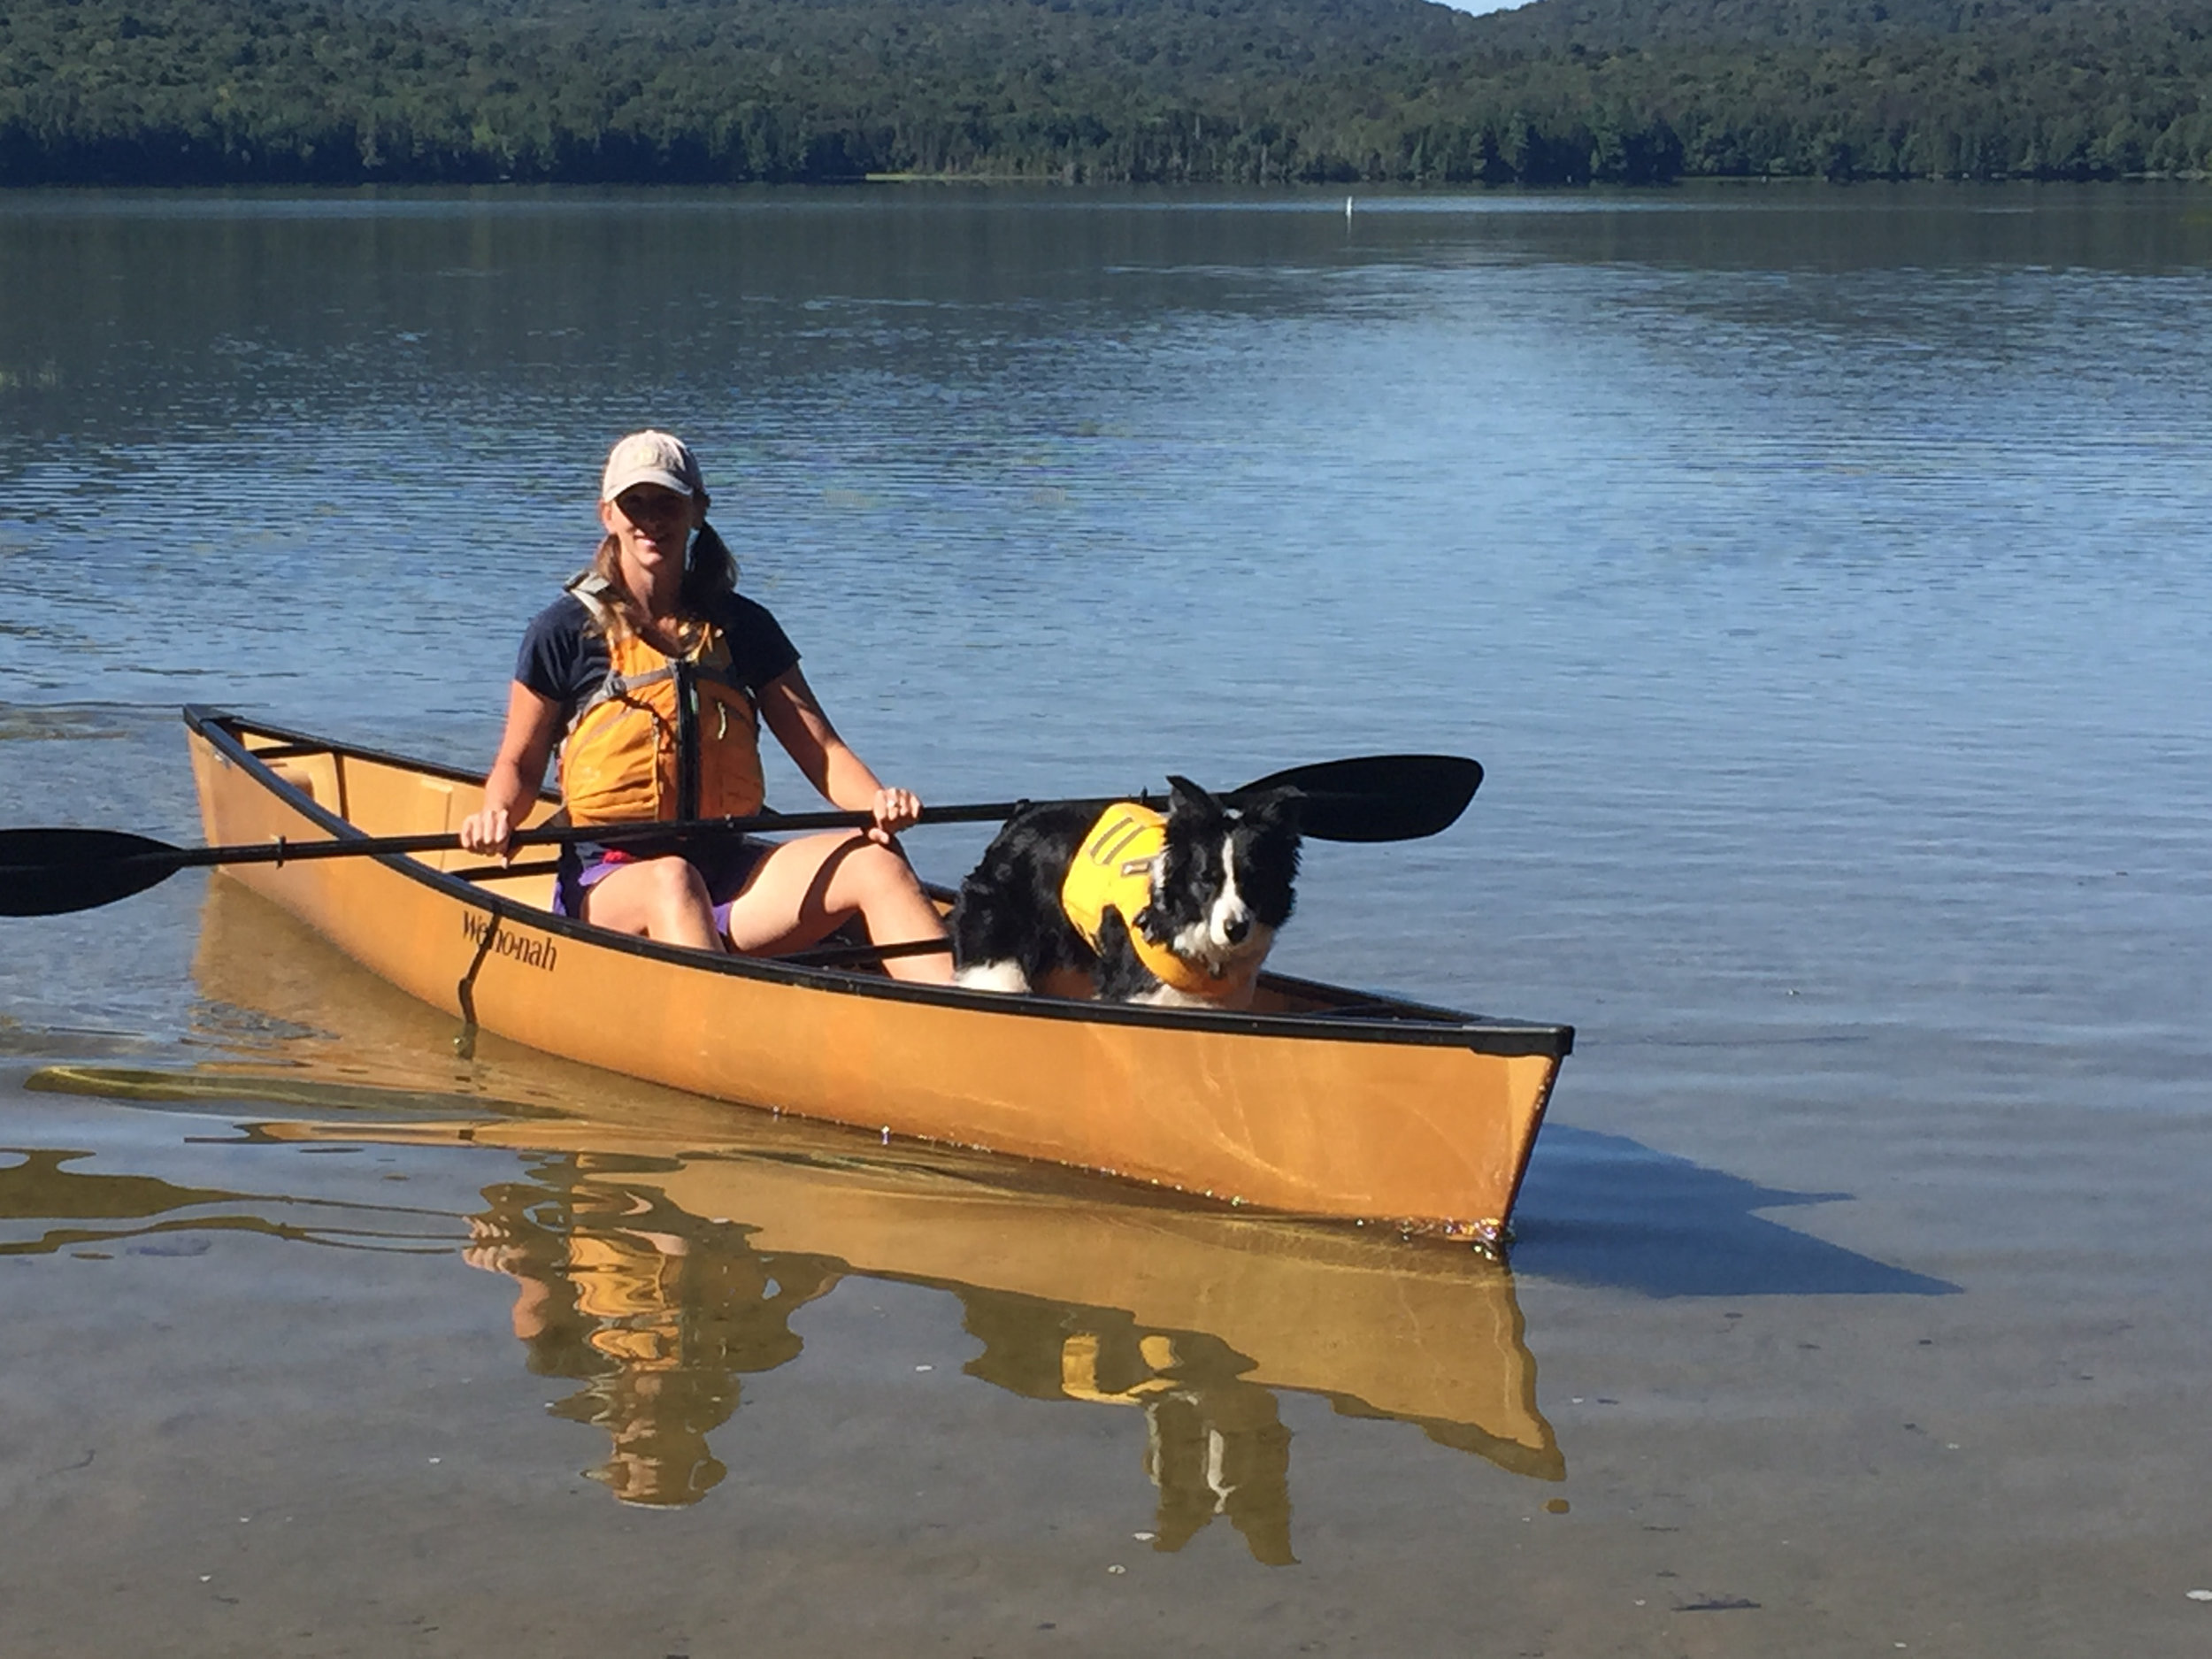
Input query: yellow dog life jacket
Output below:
<box><xmin>557</xmin><ymin>572</ymin><xmax>766</xmax><ymax>828</ymax></box>
<box><xmin>1058</xmin><ymin>803</ymin><xmax>1256</xmax><ymax>1002</ymax></box>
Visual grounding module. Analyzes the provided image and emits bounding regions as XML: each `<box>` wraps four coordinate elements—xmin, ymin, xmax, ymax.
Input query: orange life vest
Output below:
<box><xmin>556</xmin><ymin>572</ymin><xmax>766</xmax><ymax>828</ymax></box>
<box><xmin>1057</xmin><ymin>803</ymin><xmax>1256</xmax><ymax>1002</ymax></box>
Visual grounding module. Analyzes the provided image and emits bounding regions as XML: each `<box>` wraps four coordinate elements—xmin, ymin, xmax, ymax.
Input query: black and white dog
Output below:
<box><xmin>951</xmin><ymin>776</ymin><xmax>1302</xmax><ymax>1008</ymax></box>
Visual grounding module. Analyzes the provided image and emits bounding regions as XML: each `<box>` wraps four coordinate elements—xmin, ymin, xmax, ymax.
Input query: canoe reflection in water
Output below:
<box><xmin>458</xmin><ymin>1156</ymin><xmax>1317</xmax><ymax>1553</ymax></box>
<box><xmin>22</xmin><ymin>875</ymin><xmax>1562</xmax><ymax>1557</ymax></box>
<box><xmin>458</xmin><ymin>1154</ymin><xmax>1323</xmax><ymax>1555</ymax></box>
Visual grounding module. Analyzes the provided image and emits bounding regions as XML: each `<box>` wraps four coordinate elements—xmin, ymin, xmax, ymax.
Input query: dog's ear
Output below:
<box><xmin>1237</xmin><ymin>785</ymin><xmax>1304</xmax><ymax>833</ymax></box>
<box><xmin>1164</xmin><ymin>774</ymin><xmax>1223</xmax><ymax>820</ymax></box>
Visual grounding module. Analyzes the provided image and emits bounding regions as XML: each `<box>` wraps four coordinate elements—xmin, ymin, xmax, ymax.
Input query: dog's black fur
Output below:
<box><xmin>950</xmin><ymin>776</ymin><xmax>1302</xmax><ymax>1005</ymax></box>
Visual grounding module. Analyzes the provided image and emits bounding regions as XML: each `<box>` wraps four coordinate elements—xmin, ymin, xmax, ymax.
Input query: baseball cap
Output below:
<box><xmin>601</xmin><ymin>430</ymin><xmax>705</xmax><ymax>502</ymax></box>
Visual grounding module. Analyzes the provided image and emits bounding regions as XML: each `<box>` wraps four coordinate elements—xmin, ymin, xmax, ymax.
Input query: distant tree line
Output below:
<box><xmin>2</xmin><ymin>0</ymin><xmax>2208</xmax><ymax>187</ymax></box>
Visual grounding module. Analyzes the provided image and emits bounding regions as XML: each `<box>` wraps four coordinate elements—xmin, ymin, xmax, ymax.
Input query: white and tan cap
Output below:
<box><xmin>601</xmin><ymin>429</ymin><xmax>706</xmax><ymax>502</ymax></box>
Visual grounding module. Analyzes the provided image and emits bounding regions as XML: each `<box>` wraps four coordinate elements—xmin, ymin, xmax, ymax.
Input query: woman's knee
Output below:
<box><xmin>589</xmin><ymin>856</ymin><xmax>713</xmax><ymax>933</ymax></box>
<box><xmin>645</xmin><ymin>856</ymin><xmax>713</xmax><ymax>912</ymax></box>
<box><xmin>837</xmin><ymin>839</ymin><xmax>919</xmax><ymax>900</ymax></box>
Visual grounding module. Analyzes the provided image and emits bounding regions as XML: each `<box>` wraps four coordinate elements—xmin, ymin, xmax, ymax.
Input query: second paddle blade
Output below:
<box><xmin>1236</xmin><ymin>754</ymin><xmax>1484</xmax><ymax>843</ymax></box>
<box><xmin>0</xmin><ymin>828</ymin><xmax>186</xmax><ymax>917</ymax></box>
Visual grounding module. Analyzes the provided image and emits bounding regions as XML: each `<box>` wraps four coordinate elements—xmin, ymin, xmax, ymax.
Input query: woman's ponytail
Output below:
<box><xmin>680</xmin><ymin>521</ymin><xmax>740</xmax><ymax>612</ymax></box>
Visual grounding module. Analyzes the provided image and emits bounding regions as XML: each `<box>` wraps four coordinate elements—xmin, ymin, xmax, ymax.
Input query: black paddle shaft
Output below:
<box><xmin>0</xmin><ymin>753</ymin><xmax>1480</xmax><ymax>918</ymax></box>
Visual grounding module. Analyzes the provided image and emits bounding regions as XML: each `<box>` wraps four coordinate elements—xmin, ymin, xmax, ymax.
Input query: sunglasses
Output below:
<box><xmin>616</xmin><ymin>488</ymin><xmax>690</xmax><ymax>522</ymax></box>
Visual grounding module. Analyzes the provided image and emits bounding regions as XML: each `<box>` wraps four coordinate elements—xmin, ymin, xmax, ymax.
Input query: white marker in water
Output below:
<box><xmin>1346</xmin><ymin>196</ymin><xmax>1355</xmax><ymax>222</ymax></box>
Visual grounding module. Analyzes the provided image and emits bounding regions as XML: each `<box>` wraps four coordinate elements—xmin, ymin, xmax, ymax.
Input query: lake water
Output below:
<box><xmin>3</xmin><ymin>184</ymin><xmax>2210</xmax><ymax>1654</ymax></box>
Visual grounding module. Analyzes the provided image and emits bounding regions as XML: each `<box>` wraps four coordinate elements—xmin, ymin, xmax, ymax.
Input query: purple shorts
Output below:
<box><xmin>553</xmin><ymin>836</ymin><xmax>771</xmax><ymax>939</ymax></box>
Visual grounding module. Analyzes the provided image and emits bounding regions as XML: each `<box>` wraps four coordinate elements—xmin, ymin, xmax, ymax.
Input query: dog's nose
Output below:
<box><xmin>1222</xmin><ymin>915</ymin><xmax>1250</xmax><ymax>945</ymax></box>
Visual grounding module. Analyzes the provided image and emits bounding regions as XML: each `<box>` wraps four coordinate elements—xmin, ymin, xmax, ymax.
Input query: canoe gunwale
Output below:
<box><xmin>182</xmin><ymin>705</ymin><xmax>1573</xmax><ymax>1060</ymax></box>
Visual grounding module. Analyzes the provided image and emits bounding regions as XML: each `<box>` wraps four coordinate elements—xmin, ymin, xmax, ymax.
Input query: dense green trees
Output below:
<box><xmin>1</xmin><ymin>0</ymin><xmax>2207</xmax><ymax>185</ymax></box>
<box><xmin>1465</xmin><ymin>0</ymin><xmax>2212</xmax><ymax>180</ymax></box>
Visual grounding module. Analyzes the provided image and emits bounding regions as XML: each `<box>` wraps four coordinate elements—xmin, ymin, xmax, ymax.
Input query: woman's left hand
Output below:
<box><xmin>869</xmin><ymin>786</ymin><xmax>924</xmax><ymax>843</ymax></box>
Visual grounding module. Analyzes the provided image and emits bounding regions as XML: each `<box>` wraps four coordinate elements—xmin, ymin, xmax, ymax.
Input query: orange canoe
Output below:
<box><xmin>184</xmin><ymin>707</ymin><xmax>1571</xmax><ymax>1240</ymax></box>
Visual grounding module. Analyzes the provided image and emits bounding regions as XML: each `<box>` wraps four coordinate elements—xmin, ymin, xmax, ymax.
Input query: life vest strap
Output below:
<box><xmin>564</xmin><ymin>571</ymin><xmax>749</xmax><ymax>725</ymax></box>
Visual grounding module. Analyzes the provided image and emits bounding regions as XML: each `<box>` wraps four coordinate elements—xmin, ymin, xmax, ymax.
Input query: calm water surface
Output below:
<box><xmin>2</xmin><ymin>186</ymin><xmax>2210</xmax><ymax>1655</ymax></box>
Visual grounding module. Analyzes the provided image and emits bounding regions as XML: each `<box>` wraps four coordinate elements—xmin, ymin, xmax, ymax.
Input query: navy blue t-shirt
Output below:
<box><xmin>515</xmin><ymin>589</ymin><xmax>802</xmax><ymax>729</ymax></box>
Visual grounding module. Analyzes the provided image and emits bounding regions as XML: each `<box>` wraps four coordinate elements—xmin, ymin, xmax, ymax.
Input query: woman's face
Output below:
<box><xmin>601</xmin><ymin>484</ymin><xmax>705</xmax><ymax>582</ymax></box>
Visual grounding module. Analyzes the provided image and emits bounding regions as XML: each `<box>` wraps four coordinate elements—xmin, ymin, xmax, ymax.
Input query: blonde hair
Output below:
<box><xmin>587</xmin><ymin>521</ymin><xmax>740</xmax><ymax>640</ymax></box>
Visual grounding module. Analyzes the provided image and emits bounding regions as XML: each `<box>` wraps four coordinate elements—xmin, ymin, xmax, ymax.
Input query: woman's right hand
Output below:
<box><xmin>465</xmin><ymin>683</ymin><xmax>563</xmax><ymax>864</ymax></box>
<box><xmin>457</xmin><ymin>806</ymin><xmax>512</xmax><ymax>858</ymax></box>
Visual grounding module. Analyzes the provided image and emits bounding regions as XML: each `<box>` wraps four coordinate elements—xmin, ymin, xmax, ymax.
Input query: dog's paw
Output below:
<box><xmin>953</xmin><ymin>961</ymin><xmax>1032</xmax><ymax>995</ymax></box>
<box><xmin>1130</xmin><ymin>903</ymin><xmax>1176</xmax><ymax>946</ymax></box>
<box><xmin>1129</xmin><ymin>978</ymin><xmax>1261</xmax><ymax>1012</ymax></box>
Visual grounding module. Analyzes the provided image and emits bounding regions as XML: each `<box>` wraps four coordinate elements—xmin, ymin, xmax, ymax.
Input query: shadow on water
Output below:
<box><xmin>1511</xmin><ymin>1124</ymin><xmax>1958</xmax><ymax>1300</ymax></box>
<box><xmin>1</xmin><ymin>874</ymin><xmax>1564</xmax><ymax>1560</ymax></box>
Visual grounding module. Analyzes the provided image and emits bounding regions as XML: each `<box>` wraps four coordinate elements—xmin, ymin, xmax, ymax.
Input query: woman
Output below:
<box><xmin>457</xmin><ymin>430</ymin><xmax>953</xmax><ymax>984</ymax></box>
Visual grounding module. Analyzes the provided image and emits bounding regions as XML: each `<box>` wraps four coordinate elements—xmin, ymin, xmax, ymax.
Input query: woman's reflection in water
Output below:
<box><xmin>462</xmin><ymin>1156</ymin><xmax>842</xmax><ymax>1507</ymax></box>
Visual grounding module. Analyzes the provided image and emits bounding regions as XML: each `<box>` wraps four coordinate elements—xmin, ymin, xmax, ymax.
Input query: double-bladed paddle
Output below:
<box><xmin>0</xmin><ymin>753</ymin><xmax>1480</xmax><ymax>918</ymax></box>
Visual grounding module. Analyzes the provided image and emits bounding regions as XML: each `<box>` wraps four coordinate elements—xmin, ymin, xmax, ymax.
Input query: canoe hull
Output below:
<box><xmin>186</xmin><ymin>710</ymin><xmax>1570</xmax><ymax>1237</ymax></box>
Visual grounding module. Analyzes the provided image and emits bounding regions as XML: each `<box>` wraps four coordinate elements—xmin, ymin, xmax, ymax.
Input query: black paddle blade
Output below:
<box><xmin>0</xmin><ymin>828</ymin><xmax>187</xmax><ymax>917</ymax></box>
<box><xmin>1233</xmin><ymin>754</ymin><xmax>1484</xmax><ymax>843</ymax></box>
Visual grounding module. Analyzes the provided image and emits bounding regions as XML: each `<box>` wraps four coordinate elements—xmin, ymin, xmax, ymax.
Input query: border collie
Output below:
<box><xmin>951</xmin><ymin>776</ymin><xmax>1301</xmax><ymax>1008</ymax></box>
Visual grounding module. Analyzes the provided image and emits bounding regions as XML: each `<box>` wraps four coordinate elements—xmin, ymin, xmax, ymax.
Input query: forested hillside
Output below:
<box><xmin>3</xmin><ymin>0</ymin><xmax>2208</xmax><ymax>185</ymax></box>
<box><xmin>1463</xmin><ymin>0</ymin><xmax>2212</xmax><ymax>179</ymax></box>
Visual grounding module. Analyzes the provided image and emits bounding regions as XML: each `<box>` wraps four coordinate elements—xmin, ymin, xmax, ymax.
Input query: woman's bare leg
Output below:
<box><xmin>577</xmin><ymin>856</ymin><xmax>725</xmax><ymax>951</ymax></box>
<box><xmin>722</xmin><ymin>833</ymin><xmax>954</xmax><ymax>984</ymax></box>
